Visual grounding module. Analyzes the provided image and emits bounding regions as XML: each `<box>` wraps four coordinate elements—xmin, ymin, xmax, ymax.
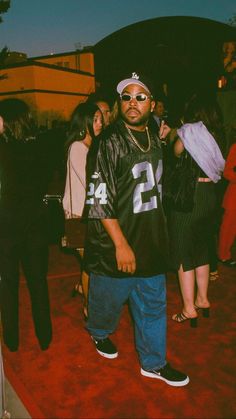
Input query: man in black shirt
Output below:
<box><xmin>84</xmin><ymin>72</ymin><xmax>189</xmax><ymax>386</ymax></box>
<box><xmin>0</xmin><ymin>98</ymin><xmax>52</xmax><ymax>352</ymax></box>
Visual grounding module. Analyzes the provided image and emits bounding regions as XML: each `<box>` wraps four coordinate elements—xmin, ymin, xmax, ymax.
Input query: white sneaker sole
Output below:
<box><xmin>141</xmin><ymin>368</ymin><xmax>190</xmax><ymax>387</ymax></box>
<box><xmin>96</xmin><ymin>349</ymin><xmax>118</xmax><ymax>359</ymax></box>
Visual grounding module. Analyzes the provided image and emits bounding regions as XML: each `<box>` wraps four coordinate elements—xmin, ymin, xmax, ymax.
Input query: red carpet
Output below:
<box><xmin>2</xmin><ymin>245</ymin><xmax>236</xmax><ymax>419</ymax></box>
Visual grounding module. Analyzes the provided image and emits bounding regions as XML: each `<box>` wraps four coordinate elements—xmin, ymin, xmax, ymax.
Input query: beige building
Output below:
<box><xmin>0</xmin><ymin>50</ymin><xmax>95</xmax><ymax>125</ymax></box>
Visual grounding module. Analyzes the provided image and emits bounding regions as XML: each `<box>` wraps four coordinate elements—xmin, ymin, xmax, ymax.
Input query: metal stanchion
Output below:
<box><xmin>0</xmin><ymin>314</ymin><xmax>11</xmax><ymax>419</ymax></box>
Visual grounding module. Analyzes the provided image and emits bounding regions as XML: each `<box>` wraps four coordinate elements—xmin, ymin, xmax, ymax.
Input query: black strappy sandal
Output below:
<box><xmin>172</xmin><ymin>312</ymin><xmax>198</xmax><ymax>328</ymax></box>
<box><xmin>71</xmin><ymin>282</ymin><xmax>83</xmax><ymax>297</ymax></box>
<box><xmin>194</xmin><ymin>305</ymin><xmax>210</xmax><ymax>318</ymax></box>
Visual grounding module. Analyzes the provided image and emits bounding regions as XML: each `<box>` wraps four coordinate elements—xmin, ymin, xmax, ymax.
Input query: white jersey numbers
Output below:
<box><xmin>86</xmin><ymin>182</ymin><xmax>108</xmax><ymax>205</ymax></box>
<box><xmin>132</xmin><ymin>160</ymin><xmax>162</xmax><ymax>214</ymax></box>
<box><xmin>87</xmin><ymin>160</ymin><xmax>162</xmax><ymax>213</ymax></box>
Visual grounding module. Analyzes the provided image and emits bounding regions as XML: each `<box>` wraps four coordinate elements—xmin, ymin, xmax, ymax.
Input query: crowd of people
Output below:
<box><xmin>0</xmin><ymin>70</ymin><xmax>235</xmax><ymax>388</ymax></box>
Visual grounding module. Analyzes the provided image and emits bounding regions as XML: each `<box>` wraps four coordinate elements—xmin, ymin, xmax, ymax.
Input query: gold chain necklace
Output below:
<box><xmin>126</xmin><ymin>125</ymin><xmax>151</xmax><ymax>153</ymax></box>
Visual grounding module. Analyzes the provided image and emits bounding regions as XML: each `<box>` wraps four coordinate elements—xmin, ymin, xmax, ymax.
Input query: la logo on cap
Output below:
<box><xmin>132</xmin><ymin>72</ymin><xmax>139</xmax><ymax>79</ymax></box>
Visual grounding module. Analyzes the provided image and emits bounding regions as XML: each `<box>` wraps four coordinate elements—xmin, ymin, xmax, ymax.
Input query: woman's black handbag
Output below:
<box><xmin>162</xmin><ymin>150</ymin><xmax>198</xmax><ymax>213</ymax></box>
<box><xmin>62</xmin><ymin>217</ymin><xmax>87</xmax><ymax>249</ymax></box>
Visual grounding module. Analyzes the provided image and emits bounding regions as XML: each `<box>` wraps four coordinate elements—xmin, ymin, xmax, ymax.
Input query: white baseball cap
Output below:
<box><xmin>117</xmin><ymin>72</ymin><xmax>152</xmax><ymax>95</ymax></box>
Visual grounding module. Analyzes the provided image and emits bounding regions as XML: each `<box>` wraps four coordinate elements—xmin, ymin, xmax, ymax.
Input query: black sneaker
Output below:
<box><xmin>92</xmin><ymin>337</ymin><xmax>118</xmax><ymax>359</ymax></box>
<box><xmin>141</xmin><ymin>363</ymin><xmax>189</xmax><ymax>387</ymax></box>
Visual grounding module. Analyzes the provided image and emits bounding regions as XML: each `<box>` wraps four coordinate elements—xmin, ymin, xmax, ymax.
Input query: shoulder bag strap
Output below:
<box><xmin>68</xmin><ymin>145</ymin><xmax>73</xmax><ymax>217</ymax></box>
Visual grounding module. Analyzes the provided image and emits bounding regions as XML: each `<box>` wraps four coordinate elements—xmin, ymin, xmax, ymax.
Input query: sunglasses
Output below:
<box><xmin>120</xmin><ymin>93</ymin><xmax>152</xmax><ymax>102</ymax></box>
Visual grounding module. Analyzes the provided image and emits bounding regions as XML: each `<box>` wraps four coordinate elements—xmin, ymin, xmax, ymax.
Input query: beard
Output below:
<box><xmin>120</xmin><ymin>107</ymin><xmax>151</xmax><ymax>127</ymax></box>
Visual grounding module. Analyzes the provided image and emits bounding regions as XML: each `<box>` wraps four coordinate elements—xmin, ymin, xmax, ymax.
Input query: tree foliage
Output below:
<box><xmin>0</xmin><ymin>1</ymin><xmax>10</xmax><ymax>81</ymax></box>
<box><xmin>0</xmin><ymin>0</ymin><xmax>10</xmax><ymax>23</ymax></box>
<box><xmin>0</xmin><ymin>45</ymin><xmax>9</xmax><ymax>67</ymax></box>
<box><xmin>0</xmin><ymin>46</ymin><xmax>9</xmax><ymax>61</ymax></box>
<box><xmin>227</xmin><ymin>13</ymin><xmax>236</xmax><ymax>27</ymax></box>
<box><xmin>0</xmin><ymin>0</ymin><xmax>10</xmax><ymax>27</ymax></box>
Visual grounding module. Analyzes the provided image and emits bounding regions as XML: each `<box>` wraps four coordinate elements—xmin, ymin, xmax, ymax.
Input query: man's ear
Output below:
<box><xmin>0</xmin><ymin>116</ymin><xmax>4</xmax><ymax>134</ymax></box>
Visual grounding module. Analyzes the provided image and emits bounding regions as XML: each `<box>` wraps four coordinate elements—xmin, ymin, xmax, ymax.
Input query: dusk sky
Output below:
<box><xmin>0</xmin><ymin>0</ymin><xmax>235</xmax><ymax>58</ymax></box>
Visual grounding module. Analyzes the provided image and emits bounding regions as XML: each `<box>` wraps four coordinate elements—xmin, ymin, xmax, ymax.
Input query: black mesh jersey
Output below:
<box><xmin>84</xmin><ymin>119</ymin><xmax>169</xmax><ymax>278</ymax></box>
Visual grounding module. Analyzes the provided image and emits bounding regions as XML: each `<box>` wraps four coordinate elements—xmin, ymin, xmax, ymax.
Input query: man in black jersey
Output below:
<box><xmin>84</xmin><ymin>72</ymin><xmax>189</xmax><ymax>386</ymax></box>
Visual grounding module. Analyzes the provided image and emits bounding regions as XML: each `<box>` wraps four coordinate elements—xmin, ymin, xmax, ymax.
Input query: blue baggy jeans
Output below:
<box><xmin>87</xmin><ymin>273</ymin><xmax>167</xmax><ymax>371</ymax></box>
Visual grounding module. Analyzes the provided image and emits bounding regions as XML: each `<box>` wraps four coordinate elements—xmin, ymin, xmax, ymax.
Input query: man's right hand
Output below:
<box><xmin>101</xmin><ymin>218</ymin><xmax>136</xmax><ymax>275</ymax></box>
<box><xmin>116</xmin><ymin>242</ymin><xmax>136</xmax><ymax>274</ymax></box>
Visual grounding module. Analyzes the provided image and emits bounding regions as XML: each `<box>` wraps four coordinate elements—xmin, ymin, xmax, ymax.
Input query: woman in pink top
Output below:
<box><xmin>63</xmin><ymin>102</ymin><xmax>103</xmax><ymax>318</ymax></box>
